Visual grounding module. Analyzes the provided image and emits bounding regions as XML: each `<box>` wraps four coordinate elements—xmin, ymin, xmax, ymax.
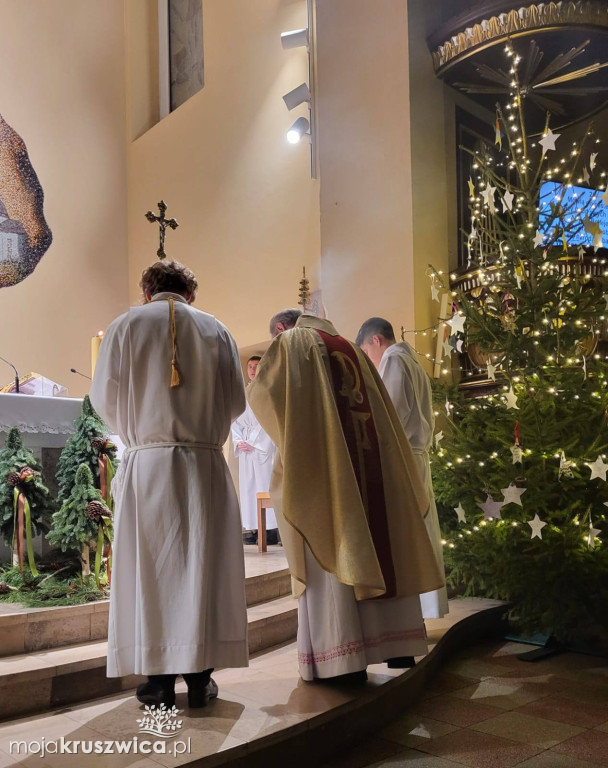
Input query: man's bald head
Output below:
<box><xmin>269</xmin><ymin>309</ymin><xmax>302</xmax><ymax>338</ymax></box>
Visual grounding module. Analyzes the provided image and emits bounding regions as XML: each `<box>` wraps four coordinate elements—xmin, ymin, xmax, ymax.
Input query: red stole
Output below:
<box><xmin>315</xmin><ymin>330</ymin><xmax>396</xmax><ymax>599</ymax></box>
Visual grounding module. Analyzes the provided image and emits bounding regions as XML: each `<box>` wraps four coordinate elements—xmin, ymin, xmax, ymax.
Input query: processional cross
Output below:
<box><xmin>145</xmin><ymin>200</ymin><xmax>179</xmax><ymax>260</ymax></box>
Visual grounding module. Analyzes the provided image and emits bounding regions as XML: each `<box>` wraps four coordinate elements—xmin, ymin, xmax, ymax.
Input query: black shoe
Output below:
<box><xmin>136</xmin><ymin>674</ymin><xmax>177</xmax><ymax>708</ymax></box>
<box><xmin>182</xmin><ymin>669</ymin><xmax>218</xmax><ymax>708</ymax></box>
<box><xmin>243</xmin><ymin>531</ymin><xmax>258</xmax><ymax>545</ymax></box>
<box><xmin>386</xmin><ymin>656</ymin><xmax>416</xmax><ymax>669</ymax></box>
<box><xmin>266</xmin><ymin>528</ymin><xmax>279</xmax><ymax>545</ymax></box>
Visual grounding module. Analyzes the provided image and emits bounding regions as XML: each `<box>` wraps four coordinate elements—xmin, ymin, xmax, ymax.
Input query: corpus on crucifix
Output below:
<box><xmin>145</xmin><ymin>200</ymin><xmax>179</xmax><ymax>260</ymax></box>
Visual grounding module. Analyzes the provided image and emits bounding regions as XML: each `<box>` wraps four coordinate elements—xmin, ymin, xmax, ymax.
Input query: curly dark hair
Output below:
<box><xmin>140</xmin><ymin>260</ymin><xmax>198</xmax><ymax>302</ymax></box>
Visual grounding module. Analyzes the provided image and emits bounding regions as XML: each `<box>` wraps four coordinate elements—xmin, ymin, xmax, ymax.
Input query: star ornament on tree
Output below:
<box><xmin>487</xmin><ymin>362</ymin><xmax>497</xmax><ymax>382</ymax></box>
<box><xmin>501</xmin><ymin>190</ymin><xmax>514</xmax><ymax>212</ymax></box>
<box><xmin>587</xmin><ymin>524</ymin><xmax>601</xmax><ymax>549</ymax></box>
<box><xmin>447</xmin><ymin>312</ymin><xmax>466</xmax><ymax>335</ymax></box>
<box><xmin>533</xmin><ymin>229</ymin><xmax>545</xmax><ymax>248</ymax></box>
<box><xmin>501</xmin><ymin>483</ymin><xmax>526</xmax><ymax>507</ymax></box>
<box><xmin>587</xmin><ymin>455</ymin><xmax>608</xmax><ymax>481</ymax></box>
<box><xmin>481</xmin><ymin>184</ymin><xmax>497</xmax><ymax>212</ymax></box>
<box><xmin>504</xmin><ymin>387</ymin><xmax>519</xmax><ymax>410</ymax></box>
<box><xmin>478</xmin><ymin>495</ymin><xmax>504</xmax><ymax>520</ymax></box>
<box><xmin>528</xmin><ymin>514</ymin><xmax>547</xmax><ymax>540</ymax></box>
<box><xmin>539</xmin><ymin>129</ymin><xmax>560</xmax><ymax>155</ymax></box>
<box><xmin>454</xmin><ymin>503</ymin><xmax>466</xmax><ymax>523</ymax></box>
<box><xmin>431</xmin><ymin>283</ymin><xmax>440</xmax><ymax>302</ymax></box>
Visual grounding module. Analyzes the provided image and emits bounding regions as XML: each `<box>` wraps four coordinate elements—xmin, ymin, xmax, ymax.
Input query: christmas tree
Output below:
<box><xmin>0</xmin><ymin>428</ymin><xmax>55</xmax><ymax>575</ymax></box>
<box><xmin>48</xmin><ymin>463</ymin><xmax>112</xmax><ymax>586</ymax></box>
<box><xmin>56</xmin><ymin>395</ymin><xmax>117</xmax><ymax>508</ymax></box>
<box><xmin>431</xmin><ymin>41</ymin><xmax>608</xmax><ymax>649</ymax></box>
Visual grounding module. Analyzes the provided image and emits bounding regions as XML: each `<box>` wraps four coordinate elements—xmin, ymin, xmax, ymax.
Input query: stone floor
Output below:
<box><xmin>322</xmin><ymin>639</ymin><xmax>608</xmax><ymax>768</ymax></box>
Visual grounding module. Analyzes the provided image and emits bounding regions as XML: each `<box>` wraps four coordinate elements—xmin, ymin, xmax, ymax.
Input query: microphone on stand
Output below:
<box><xmin>70</xmin><ymin>368</ymin><xmax>92</xmax><ymax>381</ymax></box>
<box><xmin>0</xmin><ymin>356</ymin><xmax>20</xmax><ymax>393</ymax></box>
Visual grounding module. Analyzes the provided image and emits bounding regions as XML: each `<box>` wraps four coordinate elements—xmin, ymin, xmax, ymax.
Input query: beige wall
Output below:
<box><xmin>127</xmin><ymin>0</ymin><xmax>321</xmax><ymax>349</ymax></box>
<box><xmin>315</xmin><ymin>0</ymin><xmax>453</xmax><ymax>375</ymax></box>
<box><xmin>127</xmin><ymin>0</ymin><xmax>160</xmax><ymax>141</ymax></box>
<box><xmin>0</xmin><ymin>0</ymin><xmax>129</xmax><ymax>398</ymax></box>
<box><xmin>315</xmin><ymin>0</ymin><xmax>417</xmax><ymax>342</ymax></box>
<box><xmin>407</xmin><ymin>0</ymin><xmax>451</xmax><ymax>372</ymax></box>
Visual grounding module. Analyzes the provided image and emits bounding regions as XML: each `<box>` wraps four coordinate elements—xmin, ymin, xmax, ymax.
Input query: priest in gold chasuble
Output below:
<box><xmin>249</xmin><ymin>313</ymin><xmax>444</xmax><ymax>681</ymax></box>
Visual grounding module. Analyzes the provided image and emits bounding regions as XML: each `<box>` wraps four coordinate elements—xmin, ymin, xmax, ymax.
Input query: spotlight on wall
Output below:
<box><xmin>282</xmin><ymin>83</ymin><xmax>311</xmax><ymax>112</ymax></box>
<box><xmin>280</xmin><ymin>28</ymin><xmax>309</xmax><ymax>50</ymax></box>
<box><xmin>286</xmin><ymin>117</ymin><xmax>310</xmax><ymax>144</ymax></box>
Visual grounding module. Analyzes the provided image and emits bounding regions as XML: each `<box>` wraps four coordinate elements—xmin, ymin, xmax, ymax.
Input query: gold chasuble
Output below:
<box><xmin>248</xmin><ymin>315</ymin><xmax>444</xmax><ymax>602</ymax></box>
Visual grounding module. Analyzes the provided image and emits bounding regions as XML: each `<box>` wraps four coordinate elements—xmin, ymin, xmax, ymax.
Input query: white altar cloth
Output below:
<box><xmin>0</xmin><ymin>393</ymin><xmax>83</xmax><ymax>448</ymax></box>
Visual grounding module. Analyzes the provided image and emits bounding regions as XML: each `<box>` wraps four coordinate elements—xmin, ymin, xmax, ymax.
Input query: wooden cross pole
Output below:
<box><xmin>145</xmin><ymin>200</ymin><xmax>179</xmax><ymax>260</ymax></box>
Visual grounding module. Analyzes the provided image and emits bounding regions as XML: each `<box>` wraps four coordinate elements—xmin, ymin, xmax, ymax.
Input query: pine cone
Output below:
<box><xmin>18</xmin><ymin>467</ymin><xmax>35</xmax><ymax>483</ymax></box>
<box><xmin>7</xmin><ymin>472</ymin><xmax>20</xmax><ymax>487</ymax></box>
<box><xmin>86</xmin><ymin>500</ymin><xmax>111</xmax><ymax>521</ymax></box>
<box><xmin>91</xmin><ymin>437</ymin><xmax>106</xmax><ymax>451</ymax></box>
<box><xmin>0</xmin><ymin>582</ymin><xmax>9</xmax><ymax>595</ymax></box>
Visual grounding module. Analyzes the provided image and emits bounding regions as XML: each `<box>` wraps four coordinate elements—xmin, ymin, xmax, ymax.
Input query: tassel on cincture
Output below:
<box><xmin>168</xmin><ymin>297</ymin><xmax>182</xmax><ymax>388</ymax></box>
<box><xmin>170</xmin><ymin>359</ymin><xmax>181</xmax><ymax>388</ymax></box>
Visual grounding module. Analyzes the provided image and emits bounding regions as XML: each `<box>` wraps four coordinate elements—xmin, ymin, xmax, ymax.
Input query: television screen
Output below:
<box><xmin>538</xmin><ymin>180</ymin><xmax>607</xmax><ymax>248</ymax></box>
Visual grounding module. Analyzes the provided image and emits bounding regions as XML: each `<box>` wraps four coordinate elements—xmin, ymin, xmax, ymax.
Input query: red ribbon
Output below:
<box><xmin>514</xmin><ymin>420</ymin><xmax>520</xmax><ymax>446</ymax></box>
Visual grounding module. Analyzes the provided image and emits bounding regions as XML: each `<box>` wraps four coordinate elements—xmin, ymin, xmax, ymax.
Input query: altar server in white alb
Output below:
<box><xmin>90</xmin><ymin>260</ymin><xmax>248</xmax><ymax>709</ymax></box>
<box><xmin>357</xmin><ymin>317</ymin><xmax>448</xmax><ymax>619</ymax></box>
<box><xmin>232</xmin><ymin>356</ymin><xmax>278</xmax><ymax>545</ymax></box>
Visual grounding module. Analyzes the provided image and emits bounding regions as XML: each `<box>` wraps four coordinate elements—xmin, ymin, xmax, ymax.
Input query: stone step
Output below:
<box><xmin>0</xmin><ymin>595</ymin><xmax>297</xmax><ymax>721</ymax></box>
<box><xmin>0</xmin><ymin>599</ymin><xmax>509</xmax><ymax>768</ymax></box>
<box><xmin>0</xmin><ymin>558</ymin><xmax>290</xmax><ymax>657</ymax></box>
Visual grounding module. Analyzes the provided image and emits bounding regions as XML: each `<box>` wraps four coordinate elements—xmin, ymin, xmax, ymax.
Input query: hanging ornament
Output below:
<box><xmin>447</xmin><ymin>312</ymin><xmax>466</xmax><ymax>335</ymax></box>
<box><xmin>539</xmin><ymin>128</ymin><xmax>560</xmax><ymax>155</ymax></box>
<box><xmin>504</xmin><ymin>387</ymin><xmax>519</xmax><ymax>410</ymax></box>
<box><xmin>587</xmin><ymin>455</ymin><xmax>608</xmax><ymax>481</ymax></box>
<box><xmin>445</xmin><ymin>396</ymin><xmax>451</xmax><ymax>418</ymax></box>
<box><xmin>533</xmin><ymin>229</ymin><xmax>545</xmax><ymax>248</ymax></box>
<box><xmin>487</xmin><ymin>362</ymin><xmax>497</xmax><ymax>381</ymax></box>
<box><xmin>510</xmin><ymin>420</ymin><xmax>523</xmax><ymax>464</ymax></box>
<box><xmin>590</xmin><ymin>152</ymin><xmax>598</xmax><ymax>171</ymax></box>
<box><xmin>501</xmin><ymin>190</ymin><xmax>514</xmax><ymax>212</ymax></box>
<box><xmin>454</xmin><ymin>503</ymin><xmax>466</xmax><ymax>523</ymax></box>
<box><xmin>434</xmin><ymin>431</ymin><xmax>444</xmax><ymax>448</ymax></box>
<box><xmin>527</xmin><ymin>514</ymin><xmax>547</xmax><ymax>540</ymax></box>
<box><xmin>478</xmin><ymin>495</ymin><xmax>504</xmax><ymax>520</ymax></box>
<box><xmin>501</xmin><ymin>483</ymin><xmax>526</xmax><ymax>507</ymax></box>
<box><xmin>586</xmin><ymin>520</ymin><xmax>601</xmax><ymax>549</ymax></box>
<box><xmin>558</xmin><ymin>451</ymin><xmax>575</xmax><ymax>480</ymax></box>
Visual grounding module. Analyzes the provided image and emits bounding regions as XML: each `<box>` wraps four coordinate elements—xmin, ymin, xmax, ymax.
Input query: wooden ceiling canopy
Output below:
<box><xmin>427</xmin><ymin>1</ymin><xmax>608</xmax><ymax>133</ymax></box>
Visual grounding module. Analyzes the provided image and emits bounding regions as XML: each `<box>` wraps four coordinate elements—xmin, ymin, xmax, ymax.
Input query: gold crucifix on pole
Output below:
<box><xmin>145</xmin><ymin>200</ymin><xmax>179</xmax><ymax>260</ymax></box>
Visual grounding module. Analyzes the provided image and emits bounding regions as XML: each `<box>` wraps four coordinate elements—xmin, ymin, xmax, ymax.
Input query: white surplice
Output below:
<box><xmin>379</xmin><ymin>342</ymin><xmax>449</xmax><ymax>619</ymax></box>
<box><xmin>297</xmin><ymin>545</ymin><xmax>427</xmax><ymax>680</ymax></box>
<box><xmin>89</xmin><ymin>292</ymin><xmax>249</xmax><ymax>677</ymax></box>
<box><xmin>231</xmin><ymin>398</ymin><xmax>277</xmax><ymax>530</ymax></box>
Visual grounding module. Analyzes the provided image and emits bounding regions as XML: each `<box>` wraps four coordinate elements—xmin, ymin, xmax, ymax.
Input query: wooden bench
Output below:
<box><xmin>256</xmin><ymin>492</ymin><xmax>272</xmax><ymax>553</ymax></box>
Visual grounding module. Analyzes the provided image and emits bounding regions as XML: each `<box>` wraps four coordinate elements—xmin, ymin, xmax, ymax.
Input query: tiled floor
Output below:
<box><xmin>323</xmin><ymin>640</ymin><xmax>608</xmax><ymax>768</ymax></box>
